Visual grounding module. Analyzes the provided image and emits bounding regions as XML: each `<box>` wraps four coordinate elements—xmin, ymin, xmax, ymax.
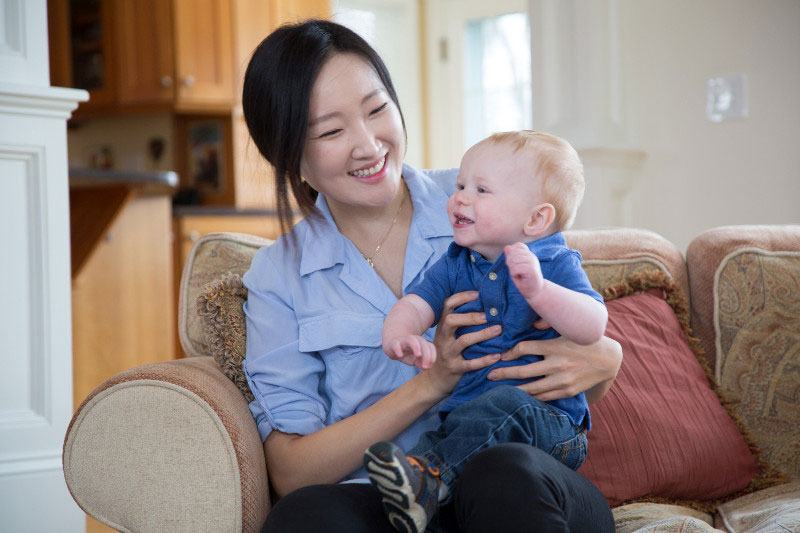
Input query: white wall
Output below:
<box><xmin>618</xmin><ymin>0</ymin><xmax>800</xmax><ymax>250</ymax></box>
<box><xmin>66</xmin><ymin>112</ymin><xmax>175</xmax><ymax>171</ymax></box>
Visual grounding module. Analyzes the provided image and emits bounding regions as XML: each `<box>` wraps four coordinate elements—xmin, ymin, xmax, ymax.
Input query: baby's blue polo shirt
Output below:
<box><xmin>408</xmin><ymin>233</ymin><xmax>603</xmax><ymax>428</ymax></box>
<box><xmin>242</xmin><ymin>163</ymin><xmax>457</xmax><ymax>482</ymax></box>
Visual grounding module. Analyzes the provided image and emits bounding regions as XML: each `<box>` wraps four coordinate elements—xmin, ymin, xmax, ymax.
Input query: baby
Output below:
<box><xmin>364</xmin><ymin>130</ymin><xmax>608</xmax><ymax>533</ymax></box>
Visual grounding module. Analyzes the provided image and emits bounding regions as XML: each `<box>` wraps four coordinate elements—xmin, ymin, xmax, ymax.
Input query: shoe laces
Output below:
<box><xmin>407</xmin><ymin>456</ymin><xmax>440</xmax><ymax>477</ymax></box>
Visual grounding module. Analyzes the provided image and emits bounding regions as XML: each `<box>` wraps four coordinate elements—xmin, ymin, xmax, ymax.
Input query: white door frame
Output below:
<box><xmin>423</xmin><ymin>0</ymin><xmax>529</xmax><ymax>169</ymax></box>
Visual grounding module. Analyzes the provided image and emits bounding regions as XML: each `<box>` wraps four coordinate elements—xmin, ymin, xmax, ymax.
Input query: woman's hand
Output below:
<box><xmin>487</xmin><ymin>335</ymin><xmax>622</xmax><ymax>404</ymax></box>
<box><xmin>424</xmin><ymin>291</ymin><xmax>502</xmax><ymax>397</ymax></box>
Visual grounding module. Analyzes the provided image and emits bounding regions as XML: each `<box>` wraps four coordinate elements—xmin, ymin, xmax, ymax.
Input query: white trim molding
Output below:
<box><xmin>0</xmin><ymin>83</ymin><xmax>88</xmax><ymax>119</ymax></box>
<box><xmin>0</xmin><ymin>0</ymin><xmax>48</xmax><ymax>86</ymax></box>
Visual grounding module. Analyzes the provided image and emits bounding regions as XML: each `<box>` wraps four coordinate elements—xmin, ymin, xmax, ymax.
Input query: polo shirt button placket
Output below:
<box><xmin>488</xmin><ymin>272</ymin><xmax>497</xmax><ymax>281</ymax></box>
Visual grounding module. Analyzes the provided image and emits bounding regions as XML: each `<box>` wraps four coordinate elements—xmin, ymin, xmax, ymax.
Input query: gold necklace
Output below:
<box><xmin>362</xmin><ymin>192</ymin><xmax>406</xmax><ymax>268</ymax></box>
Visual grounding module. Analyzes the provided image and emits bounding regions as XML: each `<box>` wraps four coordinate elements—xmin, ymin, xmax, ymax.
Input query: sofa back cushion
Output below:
<box><xmin>179</xmin><ymin>232</ymin><xmax>272</xmax><ymax>358</ymax></box>
<box><xmin>686</xmin><ymin>225</ymin><xmax>800</xmax><ymax>479</ymax></box>
<box><xmin>564</xmin><ymin>228</ymin><xmax>688</xmax><ymax>297</ymax></box>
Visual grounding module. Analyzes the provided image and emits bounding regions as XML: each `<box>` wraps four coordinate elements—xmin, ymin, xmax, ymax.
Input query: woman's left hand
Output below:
<box><xmin>487</xmin><ymin>335</ymin><xmax>622</xmax><ymax>404</ymax></box>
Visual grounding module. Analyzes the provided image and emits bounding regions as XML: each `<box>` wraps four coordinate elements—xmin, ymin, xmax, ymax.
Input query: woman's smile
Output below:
<box><xmin>349</xmin><ymin>154</ymin><xmax>388</xmax><ymax>182</ymax></box>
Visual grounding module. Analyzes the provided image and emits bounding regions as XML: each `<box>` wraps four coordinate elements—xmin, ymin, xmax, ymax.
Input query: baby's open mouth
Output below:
<box><xmin>349</xmin><ymin>155</ymin><xmax>386</xmax><ymax>178</ymax></box>
<box><xmin>454</xmin><ymin>215</ymin><xmax>474</xmax><ymax>224</ymax></box>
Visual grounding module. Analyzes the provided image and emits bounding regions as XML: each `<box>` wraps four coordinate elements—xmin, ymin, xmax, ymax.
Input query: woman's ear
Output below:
<box><xmin>523</xmin><ymin>203</ymin><xmax>556</xmax><ymax>236</ymax></box>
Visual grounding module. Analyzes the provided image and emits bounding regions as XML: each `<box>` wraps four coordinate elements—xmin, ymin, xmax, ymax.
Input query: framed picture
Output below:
<box><xmin>188</xmin><ymin>119</ymin><xmax>224</xmax><ymax>192</ymax></box>
<box><xmin>176</xmin><ymin>116</ymin><xmax>234</xmax><ymax>205</ymax></box>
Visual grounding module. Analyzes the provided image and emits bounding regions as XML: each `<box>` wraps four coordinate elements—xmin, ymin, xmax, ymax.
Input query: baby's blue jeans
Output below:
<box><xmin>408</xmin><ymin>384</ymin><xmax>587</xmax><ymax>504</ymax></box>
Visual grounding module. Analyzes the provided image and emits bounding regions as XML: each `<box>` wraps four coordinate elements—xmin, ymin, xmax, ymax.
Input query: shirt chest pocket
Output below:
<box><xmin>298</xmin><ymin>313</ymin><xmax>384</xmax><ymax>358</ymax></box>
<box><xmin>298</xmin><ymin>314</ymin><xmax>410</xmax><ymax>421</ymax></box>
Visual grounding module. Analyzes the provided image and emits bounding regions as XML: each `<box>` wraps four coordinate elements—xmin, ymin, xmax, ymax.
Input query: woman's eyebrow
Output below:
<box><xmin>308</xmin><ymin>112</ymin><xmax>338</xmax><ymax>128</ymax></box>
<box><xmin>362</xmin><ymin>88</ymin><xmax>385</xmax><ymax>103</ymax></box>
<box><xmin>308</xmin><ymin>89</ymin><xmax>387</xmax><ymax>127</ymax></box>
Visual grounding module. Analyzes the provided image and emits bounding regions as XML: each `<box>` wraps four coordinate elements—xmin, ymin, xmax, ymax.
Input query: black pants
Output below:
<box><xmin>262</xmin><ymin>443</ymin><xmax>614</xmax><ymax>532</ymax></box>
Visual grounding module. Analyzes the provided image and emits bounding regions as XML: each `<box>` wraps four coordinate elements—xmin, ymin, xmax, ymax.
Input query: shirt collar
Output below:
<box><xmin>450</xmin><ymin>231</ymin><xmax>568</xmax><ymax>265</ymax></box>
<box><xmin>527</xmin><ymin>232</ymin><xmax>568</xmax><ymax>262</ymax></box>
<box><xmin>297</xmin><ymin>163</ymin><xmax>453</xmax><ymax>276</ymax></box>
<box><xmin>403</xmin><ymin>163</ymin><xmax>452</xmax><ymax>240</ymax></box>
<box><xmin>298</xmin><ymin>196</ymin><xmax>346</xmax><ymax>276</ymax></box>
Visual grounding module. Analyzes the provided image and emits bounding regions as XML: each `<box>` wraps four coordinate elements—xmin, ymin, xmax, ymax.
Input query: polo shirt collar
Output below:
<box><xmin>528</xmin><ymin>232</ymin><xmax>567</xmax><ymax>262</ymax></box>
<box><xmin>451</xmin><ymin>231</ymin><xmax>567</xmax><ymax>265</ymax></box>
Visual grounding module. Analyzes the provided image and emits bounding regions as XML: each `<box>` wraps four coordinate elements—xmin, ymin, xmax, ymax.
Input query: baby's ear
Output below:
<box><xmin>524</xmin><ymin>203</ymin><xmax>555</xmax><ymax>236</ymax></box>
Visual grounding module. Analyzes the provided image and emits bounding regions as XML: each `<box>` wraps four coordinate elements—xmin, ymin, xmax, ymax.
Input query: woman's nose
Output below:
<box><xmin>351</xmin><ymin>123</ymin><xmax>380</xmax><ymax>159</ymax></box>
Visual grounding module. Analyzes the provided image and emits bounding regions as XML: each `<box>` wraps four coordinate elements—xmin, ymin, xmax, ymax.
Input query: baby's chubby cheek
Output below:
<box><xmin>445</xmin><ymin>196</ymin><xmax>456</xmax><ymax>218</ymax></box>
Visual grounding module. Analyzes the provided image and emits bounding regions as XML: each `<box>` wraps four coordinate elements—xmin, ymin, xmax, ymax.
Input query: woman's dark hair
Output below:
<box><xmin>242</xmin><ymin>19</ymin><xmax>406</xmax><ymax>234</ymax></box>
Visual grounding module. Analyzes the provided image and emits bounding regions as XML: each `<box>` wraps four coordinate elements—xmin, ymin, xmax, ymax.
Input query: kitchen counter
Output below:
<box><xmin>69</xmin><ymin>166</ymin><xmax>178</xmax><ymax>194</ymax></box>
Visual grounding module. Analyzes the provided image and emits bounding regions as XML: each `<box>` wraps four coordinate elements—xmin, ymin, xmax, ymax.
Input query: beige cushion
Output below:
<box><xmin>179</xmin><ymin>232</ymin><xmax>272</xmax><ymax>357</ymax></box>
<box><xmin>715</xmin><ymin>481</ymin><xmax>800</xmax><ymax>532</ymax></box>
<box><xmin>613</xmin><ymin>503</ymin><xmax>717</xmax><ymax>533</ymax></box>
<box><xmin>565</xmin><ymin>227</ymin><xmax>689</xmax><ymax>298</ymax></box>
<box><xmin>687</xmin><ymin>225</ymin><xmax>800</xmax><ymax>479</ymax></box>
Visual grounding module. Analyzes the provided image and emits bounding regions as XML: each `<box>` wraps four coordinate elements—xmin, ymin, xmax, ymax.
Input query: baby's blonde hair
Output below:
<box><xmin>485</xmin><ymin>130</ymin><xmax>584</xmax><ymax>231</ymax></box>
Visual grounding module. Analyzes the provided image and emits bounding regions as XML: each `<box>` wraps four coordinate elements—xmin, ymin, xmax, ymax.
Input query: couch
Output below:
<box><xmin>63</xmin><ymin>226</ymin><xmax>800</xmax><ymax>532</ymax></box>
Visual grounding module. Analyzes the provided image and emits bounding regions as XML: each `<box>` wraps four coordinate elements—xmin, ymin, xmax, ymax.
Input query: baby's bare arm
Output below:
<box><xmin>506</xmin><ymin>243</ymin><xmax>607</xmax><ymax>345</ymax></box>
<box><xmin>383</xmin><ymin>294</ymin><xmax>437</xmax><ymax>368</ymax></box>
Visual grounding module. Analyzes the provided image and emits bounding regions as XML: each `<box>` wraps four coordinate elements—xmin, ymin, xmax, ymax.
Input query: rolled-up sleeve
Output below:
<box><xmin>242</xmin><ymin>249</ymin><xmax>329</xmax><ymax>441</ymax></box>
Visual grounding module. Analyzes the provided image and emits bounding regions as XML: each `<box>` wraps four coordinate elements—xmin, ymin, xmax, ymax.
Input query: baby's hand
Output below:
<box><xmin>505</xmin><ymin>243</ymin><xmax>544</xmax><ymax>299</ymax></box>
<box><xmin>385</xmin><ymin>335</ymin><xmax>437</xmax><ymax>370</ymax></box>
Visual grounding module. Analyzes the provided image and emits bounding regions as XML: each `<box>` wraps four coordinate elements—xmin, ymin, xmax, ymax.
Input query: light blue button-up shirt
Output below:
<box><xmin>242</xmin><ymin>164</ymin><xmax>457</xmax><ymax>482</ymax></box>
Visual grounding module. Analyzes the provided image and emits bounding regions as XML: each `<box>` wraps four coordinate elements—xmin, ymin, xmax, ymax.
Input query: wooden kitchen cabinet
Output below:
<box><xmin>48</xmin><ymin>0</ymin><xmax>117</xmax><ymax>109</ymax></box>
<box><xmin>50</xmin><ymin>0</ymin><xmax>331</xmax><ymax>115</ymax></box>
<box><xmin>71</xmin><ymin>186</ymin><xmax>176</xmax><ymax>409</ymax></box>
<box><xmin>50</xmin><ymin>0</ymin><xmax>236</xmax><ymax>115</ymax></box>
<box><xmin>112</xmin><ymin>0</ymin><xmax>175</xmax><ymax>106</ymax></box>
<box><xmin>114</xmin><ymin>0</ymin><xmax>235</xmax><ymax>111</ymax></box>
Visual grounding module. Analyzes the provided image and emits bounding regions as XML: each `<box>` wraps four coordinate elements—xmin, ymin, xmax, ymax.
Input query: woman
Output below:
<box><xmin>241</xmin><ymin>19</ymin><xmax>620</xmax><ymax>532</ymax></box>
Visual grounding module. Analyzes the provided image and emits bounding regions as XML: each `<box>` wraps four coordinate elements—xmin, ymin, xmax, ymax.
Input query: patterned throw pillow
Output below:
<box><xmin>197</xmin><ymin>274</ymin><xmax>253</xmax><ymax>403</ymax></box>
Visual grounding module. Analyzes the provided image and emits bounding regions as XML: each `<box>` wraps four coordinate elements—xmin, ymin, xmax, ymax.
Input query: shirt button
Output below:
<box><xmin>488</xmin><ymin>272</ymin><xmax>497</xmax><ymax>281</ymax></box>
<box><xmin>470</xmin><ymin>254</ymin><xmax>476</xmax><ymax>262</ymax></box>
<box><xmin>489</xmin><ymin>307</ymin><xmax>498</xmax><ymax>317</ymax></box>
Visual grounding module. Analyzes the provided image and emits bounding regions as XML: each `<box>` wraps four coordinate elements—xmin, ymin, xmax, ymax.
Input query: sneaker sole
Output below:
<box><xmin>364</xmin><ymin>443</ymin><xmax>428</xmax><ymax>533</ymax></box>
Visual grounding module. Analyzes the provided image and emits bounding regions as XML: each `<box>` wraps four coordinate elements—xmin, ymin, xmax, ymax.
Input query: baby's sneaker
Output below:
<box><xmin>364</xmin><ymin>441</ymin><xmax>440</xmax><ymax>533</ymax></box>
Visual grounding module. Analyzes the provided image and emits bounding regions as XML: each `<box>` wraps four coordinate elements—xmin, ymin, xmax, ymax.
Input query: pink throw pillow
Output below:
<box><xmin>578</xmin><ymin>280</ymin><xmax>764</xmax><ymax>508</ymax></box>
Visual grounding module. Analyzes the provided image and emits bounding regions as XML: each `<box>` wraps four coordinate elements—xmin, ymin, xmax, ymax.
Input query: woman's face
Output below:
<box><xmin>301</xmin><ymin>53</ymin><xmax>406</xmax><ymax>212</ymax></box>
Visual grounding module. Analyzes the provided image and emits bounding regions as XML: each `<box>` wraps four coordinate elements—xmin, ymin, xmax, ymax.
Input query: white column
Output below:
<box><xmin>529</xmin><ymin>0</ymin><xmax>644</xmax><ymax>229</ymax></box>
<box><xmin>0</xmin><ymin>1</ymin><xmax>88</xmax><ymax>531</ymax></box>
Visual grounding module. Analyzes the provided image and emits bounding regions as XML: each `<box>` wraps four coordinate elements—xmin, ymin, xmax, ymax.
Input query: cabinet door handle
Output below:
<box><xmin>182</xmin><ymin>75</ymin><xmax>196</xmax><ymax>88</ymax></box>
<box><xmin>160</xmin><ymin>76</ymin><xmax>173</xmax><ymax>88</ymax></box>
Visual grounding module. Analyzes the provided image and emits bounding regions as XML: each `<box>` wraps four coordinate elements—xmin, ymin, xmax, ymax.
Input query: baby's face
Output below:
<box><xmin>447</xmin><ymin>141</ymin><xmax>544</xmax><ymax>261</ymax></box>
